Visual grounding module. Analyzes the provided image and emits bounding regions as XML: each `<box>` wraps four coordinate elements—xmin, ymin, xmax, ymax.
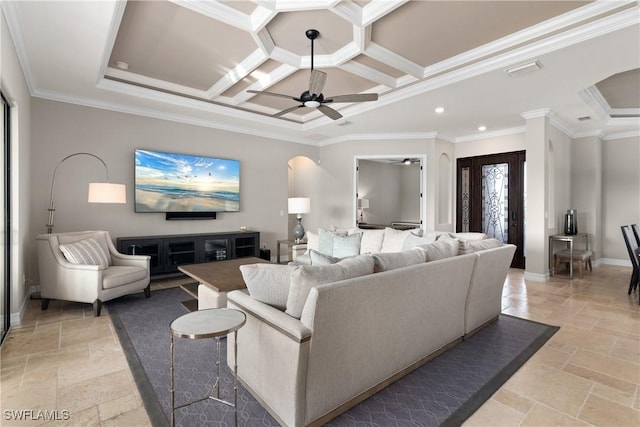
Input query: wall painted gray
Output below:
<box><xmin>29</xmin><ymin>99</ymin><xmax>318</xmax><ymax>284</ymax></box>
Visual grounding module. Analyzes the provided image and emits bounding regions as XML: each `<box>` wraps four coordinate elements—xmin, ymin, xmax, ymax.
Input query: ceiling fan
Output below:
<box><xmin>248</xmin><ymin>29</ymin><xmax>379</xmax><ymax>120</ymax></box>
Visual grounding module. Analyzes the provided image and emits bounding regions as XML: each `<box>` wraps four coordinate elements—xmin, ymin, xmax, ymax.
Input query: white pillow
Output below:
<box><xmin>333</xmin><ymin>233</ymin><xmax>362</xmax><ymax>258</ymax></box>
<box><xmin>450</xmin><ymin>232</ymin><xmax>488</xmax><ymax>241</ymax></box>
<box><xmin>317</xmin><ymin>228</ymin><xmax>347</xmax><ymax>256</ymax></box>
<box><xmin>458</xmin><ymin>238</ymin><xmax>503</xmax><ymax>255</ymax></box>
<box><xmin>402</xmin><ymin>232</ymin><xmax>438</xmax><ymax>250</ymax></box>
<box><xmin>305</xmin><ymin>231</ymin><xmax>319</xmax><ymax>252</ymax></box>
<box><xmin>372</xmin><ymin>248</ymin><xmax>427</xmax><ymax>273</ymax></box>
<box><xmin>239</xmin><ymin>263</ymin><xmax>297</xmax><ymax>310</ymax></box>
<box><xmin>350</xmin><ymin>228</ymin><xmax>385</xmax><ymax>254</ymax></box>
<box><xmin>59</xmin><ymin>237</ymin><xmax>109</xmax><ymax>269</ymax></box>
<box><xmin>381</xmin><ymin>228</ymin><xmax>413</xmax><ymax>253</ymax></box>
<box><xmin>285</xmin><ymin>255</ymin><xmax>374</xmax><ymax>318</ymax></box>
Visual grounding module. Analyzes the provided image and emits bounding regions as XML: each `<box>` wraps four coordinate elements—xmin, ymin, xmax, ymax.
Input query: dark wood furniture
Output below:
<box><xmin>117</xmin><ymin>231</ymin><xmax>259</xmax><ymax>277</ymax></box>
<box><xmin>178</xmin><ymin>257</ymin><xmax>267</xmax><ymax>295</ymax></box>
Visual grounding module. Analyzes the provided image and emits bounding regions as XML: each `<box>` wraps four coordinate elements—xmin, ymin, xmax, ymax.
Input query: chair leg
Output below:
<box><xmin>587</xmin><ymin>258</ymin><xmax>592</xmax><ymax>272</ymax></box>
<box><xmin>577</xmin><ymin>260</ymin><xmax>583</xmax><ymax>279</ymax></box>
<box><xmin>41</xmin><ymin>298</ymin><xmax>50</xmax><ymax>311</ymax></box>
<box><xmin>629</xmin><ymin>269</ymin><xmax>639</xmax><ymax>295</ymax></box>
<box><xmin>93</xmin><ymin>299</ymin><xmax>103</xmax><ymax>317</ymax></box>
<box><xmin>144</xmin><ymin>284</ymin><xmax>151</xmax><ymax>298</ymax></box>
<box><xmin>554</xmin><ymin>257</ymin><xmax>560</xmax><ymax>275</ymax></box>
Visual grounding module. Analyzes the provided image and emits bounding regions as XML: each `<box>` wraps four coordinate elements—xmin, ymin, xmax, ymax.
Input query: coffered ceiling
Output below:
<box><xmin>2</xmin><ymin>0</ymin><xmax>639</xmax><ymax>145</ymax></box>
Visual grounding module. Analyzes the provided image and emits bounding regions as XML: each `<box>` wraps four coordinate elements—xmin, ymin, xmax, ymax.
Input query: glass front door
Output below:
<box><xmin>1</xmin><ymin>92</ymin><xmax>11</xmax><ymax>345</ymax></box>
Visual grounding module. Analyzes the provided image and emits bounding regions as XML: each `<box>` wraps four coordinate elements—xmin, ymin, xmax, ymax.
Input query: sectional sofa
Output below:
<box><xmin>225</xmin><ymin>229</ymin><xmax>516</xmax><ymax>426</ymax></box>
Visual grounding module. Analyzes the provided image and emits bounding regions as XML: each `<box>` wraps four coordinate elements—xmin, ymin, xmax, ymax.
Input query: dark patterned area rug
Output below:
<box><xmin>108</xmin><ymin>288</ymin><xmax>558</xmax><ymax>427</ymax></box>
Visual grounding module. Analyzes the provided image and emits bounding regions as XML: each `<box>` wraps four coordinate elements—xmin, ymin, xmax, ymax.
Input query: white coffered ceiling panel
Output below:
<box><xmin>2</xmin><ymin>0</ymin><xmax>639</xmax><ymax>144</ymax></box>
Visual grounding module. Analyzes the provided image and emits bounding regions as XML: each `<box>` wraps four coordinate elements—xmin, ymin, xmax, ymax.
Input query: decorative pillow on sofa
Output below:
<box><xmin>450</xmin><ymin>232</ymin><xmax>488</xmax><ymax>241</ymax></box>
<box><xmin>402</xmin><ymin>232</ymin><xmax>437</xmax><ymax>250</ymax></box>
<box><xmin>333</xmin><ymin>233</ymin><xmax>362</xmax><ymax>258</ymax></box>
<box><xmin>458</xmin><ymin>238</ymin><xmax>503</xmax><ymax>254</ymax></box>
<box><xmin>309</xmin><ymin>249</ymin><xmax>340</xmax><ymax>265</ymax></box>
<box><xmin>59</xmin><ymin>237</ymin><xmax>110</xmax><ymax>268</ymax></box>
<box><xmin>372</xmin><ymin>248</ymin><xmax>427</xmax><ymax>273</ymax></box>
<box><xmin>380</xmin><ymin>228</ymin><xmax>423</xmax><ymax>253</ymax></box>
<box><xmin>240</xmin><ymin>263</ymin><xmax>298</xmax><ymax>310</ymax></box>
<box><xmin>418</xmin><ymin>235</ymin><xmax>459</xmax><ymax>261</ymax></box>
<box><xmin>348</xmin><ymin>228</ymin><xmax>385</xmax><ymax>254</ymax></box>
<box><xmin>285</xmin><ymin>255</ymin><xmax>374</xmax><ymax>318</ymax></box>
<box><xmin>317</xmin><ymin>228</ymin><xmax>348</xmax><ymax>256</ymax></box>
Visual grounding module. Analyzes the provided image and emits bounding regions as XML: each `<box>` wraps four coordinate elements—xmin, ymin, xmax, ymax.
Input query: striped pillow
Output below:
<box><xmin>59</xmin><ymin>237</ymin><xmax>110</xmax><ymax>268</ymax></box>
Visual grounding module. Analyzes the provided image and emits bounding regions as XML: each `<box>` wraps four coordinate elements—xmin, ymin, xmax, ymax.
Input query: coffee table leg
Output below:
<box><xmin>233</xmin><ymin>330</ymin><xmax>238</xmax><ymax>426</ymax></box>
<box><xmin>170</xmin><ymin>334</ymin><xmax>175</xmax><ymax>427</ymax></box>
<box><xmin>215</xmin><ymin>337</ymin><xmax>221</xmax><ymax>400</ymax></box>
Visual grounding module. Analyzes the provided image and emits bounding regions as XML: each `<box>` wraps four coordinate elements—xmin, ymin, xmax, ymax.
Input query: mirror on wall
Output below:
<box><xmin>355</xmin><ymin>156</ymin><xmax>424</xmax><ymax>229</ymax></box>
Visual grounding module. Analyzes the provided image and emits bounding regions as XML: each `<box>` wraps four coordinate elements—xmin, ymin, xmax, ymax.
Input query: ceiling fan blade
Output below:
<box><xmin>309</xmin><ymin>69</ymin><xmax>327</xmax><ymax>96</ymax></box>
<box><xmin>273</xmin><ymin>104</ymin><xmax>305</xmax><ymax>117</ymax></box>
<box><xmin>317</xmin><ymin>104</ymin><xmax>343</xmax><ymax>120</ymax></box>
<box><xmin>326</xmin><ymin>93</ymin><xmax>379</xmax><ymax>103</ymax></box>
<box><xmin>247</xmin><ymin>89</ymin><xmax>296</xmax><ymax>100</ymax></box>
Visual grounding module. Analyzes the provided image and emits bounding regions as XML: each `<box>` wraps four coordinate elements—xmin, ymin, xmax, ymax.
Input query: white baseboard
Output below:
<box><xmin>599</xmin><ymin>258</ymin><xmax>632</xmax><ymax>267</ymax></box>
<box><xmin>524</xmin><ymin>271</ymin><xmax>549</xmax><ymax>282</ymax></box>
<box><xmin>10</xmin><ymin>285</ymin><xmax>38</xmax><ymax>326</ymax></box>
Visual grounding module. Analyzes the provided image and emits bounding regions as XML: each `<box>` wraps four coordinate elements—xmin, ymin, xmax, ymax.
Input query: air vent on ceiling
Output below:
<box><xmin>336</xmin><ymin>120</ymin><xmax>352</xmax><ymax>126</ymax></box>
<box><xmin>506</xmin><ymin>60</ymin><xmax>542</xmax><ymax>76</ymax></box>
<box><xmin>578</xmin><ymin>116</ymin><xmax>592</xmax><ymax>121</ymax></box>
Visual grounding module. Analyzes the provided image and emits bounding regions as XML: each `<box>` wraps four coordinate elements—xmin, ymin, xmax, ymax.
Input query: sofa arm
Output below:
<box><xmin>110</xmin><ymin>250</ymin><xmax>151</xmax><ymax>268</ymax></box>
<box><xmin>227</xmin><ymin>290</ymin><xmax>311</xmax><ymax>343</ymax></box>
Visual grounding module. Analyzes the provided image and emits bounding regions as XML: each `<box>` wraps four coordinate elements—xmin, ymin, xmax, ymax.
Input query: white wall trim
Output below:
<box><xmin>524</xmin><ymin>271</ymin><xmax>549</xmax><ymax>282</ymax></box>
<box><xmin>9</xmin><ymin>285</ymin><xmax>37</xmax><ymax>326</ymax></box>
<box><xmin>599</xmin><ymin>258</ymin><xmax>632</xmax><ymax>267</ymax></box>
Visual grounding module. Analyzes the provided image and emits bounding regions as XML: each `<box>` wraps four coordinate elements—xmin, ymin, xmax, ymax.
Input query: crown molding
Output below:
<box><xmin>1</xmin><ymin>1</ymin><xmax>36</xmax><ymax>94</ymax></box>
<box><xmin>454</xmin><ymin>126</ymin><xmax>527</xmax><ymax>143</ymax></box>
<box><xmin>31</xmin><ymin>87</ymin><xmax>316</xmax><ymax>146</ymax></box>
<box><xmin>572</xmin><ymin>130</ymin><xmax>605</xmax><ymax>140</ymax></box>
<box><xmin>521</xmin><ymin>109</ymin><xmax>553</xmax><ymax>120</ymax></box>
<box><xmin>320</xmin><ymin>131</ymin><xmax>438</xmax><ymax>147</ymax></box>
<box><xmin>602</xmin><ymin>129</ymin><xmax>640</xmax><ymax>140</ymax></box>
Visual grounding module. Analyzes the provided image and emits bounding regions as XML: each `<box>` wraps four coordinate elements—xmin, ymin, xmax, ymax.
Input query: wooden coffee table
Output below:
<box><xmin>178</xmin><ymin>257</ymin><xmax>268</xmax><ymax>309</ymax></box>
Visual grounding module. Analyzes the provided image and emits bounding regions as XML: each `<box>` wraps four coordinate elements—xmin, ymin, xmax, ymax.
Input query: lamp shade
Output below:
<box><xmin>357</xmin><ymin>198</ymin><xmax>369</xmax><ymax>209</ymax></box>
<box><xmin>88</xmin><ymin>183</ymin><xmax>127</xmax><ymax>204</ymax></box>
<box><xmin>288</xmin><ymin>197</ymin><xmax>310</xmax><ymax>214</ymax></box>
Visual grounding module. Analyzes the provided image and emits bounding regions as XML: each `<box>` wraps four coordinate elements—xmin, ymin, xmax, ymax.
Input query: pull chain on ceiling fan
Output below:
<box><xmin>248</xmin><ymin>29</ymin><xmax>379</xmax><ymax>120</ymax></box>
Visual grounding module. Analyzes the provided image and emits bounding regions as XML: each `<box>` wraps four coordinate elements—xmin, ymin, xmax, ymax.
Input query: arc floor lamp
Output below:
<box><xmin>46</xmin><ymin>152</ymin><xmax>126</xmax><ymax>234</ymax></box>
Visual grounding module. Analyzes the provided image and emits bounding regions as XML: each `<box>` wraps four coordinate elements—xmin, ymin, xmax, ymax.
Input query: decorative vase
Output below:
<box><xmin>564</xmin><ymin>209</ymin><xmax>577</xmax><ymax>235</ymax></box>
<box><xmin>293</xmin><ymin>216</ymin><xmax>305</xmax><ymax>243</ymax></box>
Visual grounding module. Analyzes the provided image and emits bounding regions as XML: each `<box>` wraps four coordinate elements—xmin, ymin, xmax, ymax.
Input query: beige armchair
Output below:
<box><xmin>36</xmin><ymin>230</ymin><xmax>151</xmax><ymax>316</ymax></box>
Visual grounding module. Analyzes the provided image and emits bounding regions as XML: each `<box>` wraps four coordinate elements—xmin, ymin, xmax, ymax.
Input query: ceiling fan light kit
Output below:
<box><xmin>248</xmin><ymin>29</ymin><xmax>378</xmax><ymax>120</ymax></box>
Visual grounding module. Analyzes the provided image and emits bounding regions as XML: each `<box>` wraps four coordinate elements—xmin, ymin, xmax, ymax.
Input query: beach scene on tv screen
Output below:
<box><xmin>135</xmin><ymin>150</ymin><xmax>240</xmax><ymax>212</ymax></box>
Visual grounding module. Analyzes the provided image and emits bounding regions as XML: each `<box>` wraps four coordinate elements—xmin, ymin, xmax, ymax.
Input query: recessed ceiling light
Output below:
<box><xmin>478</xmin><ymin>126</ymin><xmax>487</xmax><ymax>132</ymax></box>
<box><xmin>434</xmin><ymin>107</ymin><xmax>445</xmax><ymax>114</ymax></box>
<box><xmin>115</xmin><ymin>61</ymin><xmax>129</xmax><ymax>70</ymax></box>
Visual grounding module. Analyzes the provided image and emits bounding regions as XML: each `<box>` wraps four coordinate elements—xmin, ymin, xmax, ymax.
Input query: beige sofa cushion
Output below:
<box><xmin>286</xmin><ymin>255</ymin><xmax>374</xmax><ymax>318</ymax></box>
<box><xmin>418</xmin><ymin>235</ymin><xmax>459</xmax><ymax>261</ymax></box>
<box><xmin>458</xmin><ymin>238</ymin><xmax>503</xmax><ymax>255</ymax></box>
<box><xmin>372</xmin><ymin>248</ymin><xmax>427</xmax><ymax>272</ymax></box>
<box><xmin>309</xmin><ymin>249</ymin><xmax>340</xmax><ymax>265</ymax></box>
<box><xmin>240</xmin><ymin>263</ymin><xmax>297</xmax><ymax>310</ymax></box>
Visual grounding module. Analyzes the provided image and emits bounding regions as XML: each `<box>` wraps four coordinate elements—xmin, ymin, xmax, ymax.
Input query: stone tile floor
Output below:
<box><xmin>1</xmin><ymin>267</ymin><xmax>638</xmax><ymax>426</ymax></box>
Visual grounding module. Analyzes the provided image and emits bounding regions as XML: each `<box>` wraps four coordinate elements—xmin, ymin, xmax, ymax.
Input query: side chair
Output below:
<box><xmin>37</xmin><ymin>230</ymin><xmax>151</xmax><ymax>316</ymax></box>
<box><xmin>621</xmin><ymin>225</ymin><xmax>639</xmax><ymax>300</ymax></box>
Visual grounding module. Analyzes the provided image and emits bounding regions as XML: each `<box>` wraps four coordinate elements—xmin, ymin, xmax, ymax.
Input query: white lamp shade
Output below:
<box><xmin>288</xmin><ymin>197</ymin><xmax>310</xmax><ymax>214</ymax></box>
<box><xmin>358</xmin><ymin>198</ymin><xmax>369</xmax><ymax>209</ymax></box>
<box><xmin>88</xmin><ymin>183</ymin><xmax>127</xmax><ymax>204</ymax></box>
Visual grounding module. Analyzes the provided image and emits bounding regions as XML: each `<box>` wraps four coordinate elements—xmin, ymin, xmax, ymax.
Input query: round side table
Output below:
<box><xmin>170</xmin><ymin>308</ymin><xmax>246</xmax><ymax>426</ymax></box>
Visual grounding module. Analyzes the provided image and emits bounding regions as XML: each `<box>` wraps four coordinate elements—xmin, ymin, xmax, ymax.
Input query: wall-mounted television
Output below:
<box><xmin>134</xmin><ymin>149</ymin><xmax>240</xmax><ymax>214</ymax></box>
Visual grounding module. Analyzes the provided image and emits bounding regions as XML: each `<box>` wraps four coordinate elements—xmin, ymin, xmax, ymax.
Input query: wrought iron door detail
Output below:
<box><xmin>481</xmin><ymin>163</ymin><xmax>509</xmax><ymax>243</ymax></box>
<box><xmin>461</xmin><ymin>167</ymin><xmax>470</xmax><ymax>233</ymax></box>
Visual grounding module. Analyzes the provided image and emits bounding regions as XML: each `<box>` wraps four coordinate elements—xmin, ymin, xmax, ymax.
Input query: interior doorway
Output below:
<box><xmin>1</xmin><ymin>92</ymin><xmax>11</xmax><ymax>345</ymax></box>
<box><xmin>457</xmin><ymin>151</ymin><xmax>526</xmax><ymax>269</ymax></box>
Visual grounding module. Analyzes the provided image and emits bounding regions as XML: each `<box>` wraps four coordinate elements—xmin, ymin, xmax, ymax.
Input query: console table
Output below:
<box><xmin>117</xmin><ymin>231</ymin><xmax>259</xmax><ymax>277</ymax></box>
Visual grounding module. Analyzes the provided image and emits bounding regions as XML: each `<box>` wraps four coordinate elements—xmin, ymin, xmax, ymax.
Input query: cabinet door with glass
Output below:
<box><xmin>199</xmin><ymin>237</ymin><xmax>230</xmax><ymax>262</ymax></box>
